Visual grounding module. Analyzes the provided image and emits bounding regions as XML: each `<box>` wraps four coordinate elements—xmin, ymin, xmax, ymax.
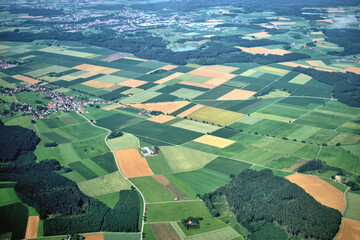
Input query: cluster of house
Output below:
<box><xmin>140</xmin><ymin>147</ymin><xmax>159</xmax><ymax>157</ymax></box>
<box><xmin>332</xmin><ymin>58</ymin><xmax>360</xmax><ymax>64</ymax></box>
<box><xmin>1</xmin><ymin>83</ymin><xmax>109</xmax><ymax>120</ymax></box>
<box><xmin>0</xmin><ymin>59</ymin><xmax>19</xmax><ymax>69</ymax></box>
<box><xmin>335</xmin><ymin>175</ymin><xmax>346</xmax><ymax>182</ymax></box>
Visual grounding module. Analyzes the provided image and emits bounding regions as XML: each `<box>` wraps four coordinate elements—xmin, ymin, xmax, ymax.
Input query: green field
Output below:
<box><xmin>94</xmin><ymin>192</ymin><xmax>120</xmax><ymax>208</ymax></box>
<box><xmin>0</xmin><ymin>203</ymin><xmax>28</xmax><ymax>240</ymax></box>
<box><xmin>188</xmin><ymin>106</ymin><xmax>245</xmax><ymax>126</ymax></box>
<box><xmin>0</xmin><ymin>188</ymin><xmax>20</xmax><ymax>207</ymax></box>
<box><xmin>130</xmin><ymin>176</ymin><xmax>174</xmax><ymax>203</ymax></box>
<box><xmin>77</xmin><ymin>172</ymin><xmax>131</xmax><ymax>197</ymax></box>
<box><xmin>81</xmin><ymin>158</ymin><xmax>108</xmax><ymax>176</ymax></box>
<box><xmin>170</xmin><ymin>119</ymin><xmax>220</xmax><ymax>134</ymax></box>
<box><xmin>108</xmin><ymin>133</ymin><xmax>139</xmax><ymax>150</ymax></box>
<box><xmin>343</xmin><ymin>192</ymin><xmax>360</xmax><ymax>221</ymax></box>
<box><xmin>318</xmin><ymin>146</ymin><xmax>360</xmax><ymax>174</ymax></box>
<box><xmin>295</xmin><ymin>111</ymin><xmax>351</xmax><ymax>130</ymax></box>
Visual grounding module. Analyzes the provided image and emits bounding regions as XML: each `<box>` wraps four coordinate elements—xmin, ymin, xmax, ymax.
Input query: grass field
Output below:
<box><xmin>94</xmin><ymin>192</ymin><xmax>120</xmax><ymax>208</ymax></box>
<box><xmin>204</xmin><ymin>157</ymin><xmax>252</xmax><ymax>176</ymax></box>
<box><xmin>170</xmin><ymin>119</ymin><xmax>220</xmax><ymax>134</ymax></box>
<box><xmin>188</xmin><ymin>106</ymin><xmax>245</xmax><ymax>126</ymax></box>
<box><xmin>68</xmin><ymin>161</ymin><xmax>98</xmax><ymax>180</ymax></box>
<box><xmin>77</xmin><ymin>172</ymin><xmax>131</xmax><ymax>197</ymax></box>
<box><xmin>181</xmin><ymin>226</ymin><xmax>240</xmax><ymax>240</ymax></box>
<box><xmin>295</xmin><ymin>111</ymin><xmax>350</xmax><ymax>130</ymax></box>
<box><xmin>181</xmin><ymin>141</ymin><xmax>221</xmax><ymax>154</ymax></box>
<box><xmin>343</xmin><ymin>192</ymin><xmax>360</xmax><ymax>221</ymax></box>
<box><xmin>108</xmin><ymin>133</ymin><xmax>139</xmax><ymax>150</ymax></box>
<box><xmin>0</xmin><ymin>188</ymin><xmax>20</xmax><ymax>207</ymax></box>
<box><xmin>318</xmin><ymin>146</ymin><xmax>360</xmax><ymax>174</ymax></box>
<box><xmin>130</xmin><ymin>176</ymin><xmax>174</xmax><ymax>203</ymax></box>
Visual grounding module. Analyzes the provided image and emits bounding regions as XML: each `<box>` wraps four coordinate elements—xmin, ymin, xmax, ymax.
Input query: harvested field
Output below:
<box><xmin>160</xmin><ymin>65</ymin><xmax>178</xmax><ymax>71</ymax></box>
<box><xmin>204</xmin><ymin>78</ymin><xmax>229</xmax><ymax>86</ymax></box>
<box><xmin>25</xmin><ymin>216</ymin><xmax>39</xmax><ymax>239</ymax></box>
<box><xmin>341</xmin><ymin>67</ymin><xmax>360</xmax><ymax>74</ymax></box>
<box><xmin>149</xmin><ymin>223</ymin><xmax>181</xmax><ymax>240</ymax></box>
<box><xmin>314</xmin><ymin>67</ymin><xmax>337</xmax><ymax>72</ymax></box>
<box><xmin>101</xmin><ymin>52</ymin><xmax>131</xmax><ymax>62</ymax></box>
<box><xmin>188</xmin><ymin>69</ymin><xmax>236</xmax><ymax>80</ymax></box>
<box><xmin>316</xmin><ymin>19</ymin><xmax>334</xmax><ymax>23</ymax></box>
<box><xmin>104</xmin><ymin>104</ymin><xmax>125</xmax><ymax>111</ymax></box>
<box><xmin>317</xmin><ymin>45</ymin><xmax>341</xmax><ymax>49</ymax></box>
<box><xmin>217</xmin><ymin>89</ymin><xmax>256</xmax><ymax>100</ymax></box>
<box><xmin>76</xmin><ymin>71</ymin><xmax>98</xmax><ymax>78</ymax></box>
<box><xmin>306</xmin><ymin>61</ymin><xmax>320</xmax><ymax>66</ymax></box>
<box><xmin>285</xmin><ymin>173</ymin><xmax>345</xmax><ymax>212</ymax></box>
<box><xmin>119</xmin><ymin>79</ymin><xmax>147</xmax><ymax>88</ymax></box>
<box><xmin>148</xmin><ymin>114</ymin><xmax>176</xmax><ymax>123</ymax></box>
<box><xmin>124</xmin><ymin>56</ymin><xmax>148</xmax><ymax>61</ymax></box>
<box><xmin>130</xmin><ymin>101</ymin><xmax>190</xmax><ymax>114</ymax></box>
<box><xmin>12</xmin><ymin>74</ymin><xmax>40</xmax><ymax>84</ymax></box>
<box><xmin>312</xmin><ymin>38</ymin><xmax>325</xmax><ymax>42</ymax></box>
<box><xmin>155</xmin><ymin>72</ymin><xmax>184</xmax><ymax>84</ymax></box>
<box><xmin>258</xmin><ymin>66</ymin><xmax>289</xmax><ymax>75</ymax></box>
<box><xmin>194</xmin><ymin>135</ymin><xmax>235</xmax><ymax>148</ymax></box>
<box><xmin>17</xmin><ymin>15</ymin><xmax>42</xmax><ymax>18</ymax></box>
<box><xmin>283</xmin><ymin>158</ymin><xmax>310</xmax><ymax>172</ymax></box>
<box><xmin>177</xmin><ymin>104</ymin><xmax>204</xmax><ymax>118</ymax></box>
<box><xmin>82</xmin><ymin>80</ymin><xmax>114</xmax><ymax>89</ymax></box>
<box><xmin>278</xmin><ymin>62</ymin><xmax>312</xmax><ymax>68</ymax></box>
<box><xmin>179</xmin><ymin>80</ymin><xmax>215</xmax><ymax>89</ymax></box>
<box><xmin>246</xmin><ymin>31</ymin><xmax>271</xmax><ymax>37</ymax></box>
<box><xmin>115</xmin><ymin>148</ymin><xmax>154</xmax><ymax>178</ymax></box>
<box><xmin>152</xmin><ymin>175</ymin><xmax>190</xmax><ymax>200</ymax></box>
<box><xmin>336</xmin><ymin>218</ymin><xmax>360</xmax><ymax>240</ymax></box>
<box><xmin>73</xmin><ymin>64</ymin><xmax>118</xmax><ymax>74</ymax></box>
<box><xmin>198</xmin><ymin>65</ymin><xmax>239</xmax><ymax>73</ymax></box>
<box><xmin>83</xmin><ymin>233</ymin><xmax>104</xmax><ymax>240</ymax></box>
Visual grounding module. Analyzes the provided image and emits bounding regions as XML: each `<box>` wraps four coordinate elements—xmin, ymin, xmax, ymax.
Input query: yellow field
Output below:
<box><xmin>306</xmin><ymin>61</ymin><xmax>320</xmax><ymax>66</ymax></box>
<box><xmin>155</xmin><ymin>72</ymin><xmax>184</xmax><ymax>84</ymax></box>
<box><xmin>336</xmin><ymin>218</ymin><xmax>360</xmax><ymax>240</ymax></box>
<box><xmin>73</xmin><ymin>64</ymin><xmax>118</xmax><ymax>74</ymax></box>
<box><xmin>252</xmin><ymin>112</ymin><xmax>296</xmax><ymax>123</ymax></box>
<box><xmin>104</xmin><ymin>104</ymin><xmax>125</xmax><ymax>110</ymax></box>
<box><xmin>77</xmin><ymin>71</ymin><xmax>98</xmax><ymax>78</ymax></box>
<box><xmin>236</xmin><ymin>46</ymin><xmax>291</xmax><ymax>56</ymax></box>
<box><xmin>130</xmin><ymin>101</ymin><xmax>190</xmax><ymax>114</ymax></box>
<box><xmin>115</xmin><ymin>148</ymin><xmax>154</xmax><ymax>178</ymax></box>
<box><xmin>217</xmin><ymin>89</ymin><xmax>256</xmax><ymax>100</ymax></box>
<box><xmin>246</xmin><ymin>31</ymin><xmax>271</xmax><ymax>37</ymax></box>
<box><xmin>316</xmin><ymin>19</ymin><xmax>334</xmax><ymax>23</ymax></box>
<box><xmin>83</xmin><ymin>233</ymin><xmax>104</xmax><ymax>240</ymax></box>
<box><xmin>148</xmin><ymin>114</ymin><xmax>176</xmax><ymax>123</ymax></box>
<box><xmin>198</xmin><ymin>65</ymin><xmax>239</xmax><ymax>73</ymax></box>
<box><xmin>341</xmin><ymin>67</ymin><xmax>360</xmax><ymax>74</ymax></box>
<box><xmin>179</xmin><ymin>80</ymin><xmax>215</xmax><ymax>89</ymax></box>
<box><xmin>160</xmin><ymin>65</ymin><xmax>178</xmax><ymax>70</ymax></box>
<box><xmin>82</xmin><ymin>80</ymin><xmax>114</xmax><ymax>89</ymax></box>
<box><xmin>279</xmin><ymin>62</ymin><xmax>312</xmax><ymax>68</ymax></box>
<box><xmin>188</xmin><ymin>68</ymin><xmax>236</xmax><ymax>80</ymax></box>
<box><xmin>258</xmin><ymin>66</ymin><xmax>290</xmax><ymax>75</ymax></box>
<box><xmin>118</xmin><ymin>79</ymin><xmax>147</xmax><ymax>87</ymax></box>
<box><xmin>124</xmin><ymin>56</ymin><xmax>148</xmax><ymax>61</ymax></box>
<box><xmin>12</xmin><ymin>74</ymin><xmax>40</xmax><ymax>84</ymax></box>
<box><xmin>188</xmin><ymin>106</ymin><xmax>245</xmax><ymax>126</ymax></box>
<box><xmin>285</xmin><ymin>173</ymin><xmax>345</xmax><ymax>212</ymax></box>
<box><xmin>204</xmin><ymin>78</ymin><xmax>229</xmax><ymax>86</ymax></box>
<box><xmin>240</xmin><ymin>69</ymin><xmax>257</xmax><ymax>77</ymax></box>
<box><xmin>194</xmin><ymin>134</ymin><xmax>235</xmax><ymax>148</ymax></box>
<box><xmin>177</xmin><ymin>104</ymin><xmax>204</xmax><ymax>118</ymax></box>
<box><xmin>25</xmin><ymin>216</ymin><xmax>39</xmax><ymax>239</ymax></box>
<box><xmin>315</xmin><ymin>67</ymin><xmax>337</xmax><ymax>72</ymax></box>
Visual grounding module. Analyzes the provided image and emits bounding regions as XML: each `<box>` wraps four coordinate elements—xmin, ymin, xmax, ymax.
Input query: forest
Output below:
<box><xmin>201</xmin><ymin>169</ymin><xmax>342</xmax><ymax>240</ymax></box>
<box><xmin>0</xmin><ymin>122</ymin><xmax>140</xmax><ymax>235</ymax></box>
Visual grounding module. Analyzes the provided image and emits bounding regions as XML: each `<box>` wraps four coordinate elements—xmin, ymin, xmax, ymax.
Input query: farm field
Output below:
<box><xmin>115</xmin><ymin>148</ymin><xmax>154</xmax><ymax>178</ymax></box>
<box><xmin>343</xmin><ymin>193</ymin><xmax>360</xmax><ymax>221</ymax></box>
<box><xmin>336</xmin><ymin>218</ymin><xmax>360</xmax><ymax>240</ymax></box>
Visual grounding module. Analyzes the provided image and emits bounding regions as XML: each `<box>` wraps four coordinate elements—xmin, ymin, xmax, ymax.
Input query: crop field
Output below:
<box><xmin>115</xmin><ymin>148</ymin><xmax>154</xmax><ymax>178</ymax></box>
<box><xmin>83</xmin><ymin>233</ymin><xmax>104</xmax><ymax>240</ymax></box>
<box><xmin>282</xmin><ymin>158</ymin><xmax>309</xmax><ymax>172</ymax></box>
<box><xmin>130</xmin><ymin>101</ymin><xmax>190</xmax><ymax>114</ymax></box>
<box><xmin>217</xmin><ymin>89</ymin><xmax>256</xmax><ymax>100</ymax></box>
<box><xmin>285</xmin><ymin>174</ymin><xmax>345</xmax><ymax>212</ymax></box>
<box><xmin>130</xmin><ymin>176</ymin><xmax>174</xmax><ymax>203</ymax></box>
<box><xmin>152</xmin><ymin>175</ymin><xmax>190</xmax><ymax>200</ymax></box>
<box><xmin>318</xmin><ymin>146</ymin><xmax>359</xmax><ymax>174</ymax></box>
<box><xmin>0</xmin><ymin>203</ymin><xmax>28</xmax><ymax>240</ymax></box>
<box><xmin>193</xmin><ymin>134</ymin><xmax>235</xmax><ymax>148</ymax></box>
<box><xmin>187</xmin><ymin>106</ymin><xmax>245</xmax><ymax>126</ymax></box>
<box><xmin>177</xmin><ymin>104</ymin><xmax>204</xmax><ymax>118</ymax></box>
<box><xmin>81</xmin><ymin>159</ymin><xmax>108</xmax><ymax>176</ymax></box>
<box><xmin>149</xmin><ymin>223</ymin><xmax>181</xmax><ymax>240</ymax></box>
<box><xmin>77</xmin><ymin>172</ymin><xmax>131</xmax><ymax>197</ymax></box>
<box><xmin>336</xmin><ymin>218</ymin><xmax>360</xmax><ymax>240</ymax></box>
<box><xmin>170</xmin><ymin>119</ymin><xmax>220</xmax><ymax>133</ymax></box>
<box><xmin>181</xmin><ymin>141</ymin><xmax>220</xmax><ymax>154</ymax></box>
<box><xmin>343</xmin><ymin>193</ymin><xmax>360</xmax><ymax>221</ymax></box>
<box><xmin>25</xmin><ymin>216</ymin><xmax>39</xmax><ymax>239</ymax></box>
<box><xmin>184</xmin><ymin>227</ymin><xmax>240</xmax><ymax>240</ymax></box>
<box><xmin>108</xmin><ymin>133</ymin><xmax>139</xmax><ymax>150</ymax></box>
<box><xmin>68</xmin><ymin>161</ymin><xmax>98</xmax><ymax>180</ymax></box>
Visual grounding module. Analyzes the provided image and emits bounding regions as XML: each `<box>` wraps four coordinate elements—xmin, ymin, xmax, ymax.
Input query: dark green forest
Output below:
<box><xmin>202</xmin><ymin>169</ymin><xmax>342</xmax><ymax>240</ymax></box>
<box><xmin>0</xmin><ymin>121</ymin><xmax>140</xmax><ymax>235</ymax></box>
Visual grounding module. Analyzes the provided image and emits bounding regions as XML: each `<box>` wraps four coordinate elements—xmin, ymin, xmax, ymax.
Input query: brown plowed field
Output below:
<box><xmin>204</xmin><ymin>78</ymin><xmax>229</xmax><ymax>86</ymax></box>
<box><xmin>130</xmin><ymin>101</ymin><xmax>190</xmax><ymax>114</ymax></box>
<box><xmin>315</xmin><ymin>67</ymin><xmax>337</xmax><ymax>72</ymax></box>
<box><xmin>177</xmin><ymin>104</ymin><xmax>204</xmax><ymax>118</ymax></box>
<box><xmin>83</xmin><ymin>233</ymin><xmax>104</xmax><ymax>240</ymax></box>
<box><xmin>104</xmin><ymin>104</ymin><xmax>124</xmax><ymax>111</ymax></box>
<box><xmin>152</xmin><ymin>175</ymin><xmax>190</xmax><ymax>200</ymax></box>
<box><xmin>336</xmin><ymin>218</ymin><xmax>360</xmax><ymax>240</ymax></box>
<box><xmin>285</xmin><ymin>173</ymin><xmax>345</xmax><ymax>212</ymax></box>
<box><xmin>283</xmin><ymin>158</ymin><xmax>309</xmax><ymax>172</ymax></box>
<box><xmin>341</xmin><ymin>67</ymin><xmax>360</xmax><ymax>74</ymax></box>
<box><xmin>149</xmin><ymin>223</ymin><xmax>181</xmax><ymax>240</ymax></box>
<box><xmin>24</xmin><ymin>216</ymin><xmax>39</xmax><ymax>239</ymax></box>
<box><xmin>198</xmin><ymin>65</ymin><xmax>239</xmax><ymax>73</ymax></box>
<box><xmin>77</xmin><ymin>71</ymin><xmax>98</xmax><ymax>78</ymax></box>
<box><xmin>13</xmin><ymin>75</ymin><xmax>40</xmax><ymax>84</ymax></box>
<box><xmin>115</xmin><ymin>148</ymin><xmax>154</xmax><ymax>178</ymax></box>
<box><xmin>236</xmin><ymin>47</ymin><xmax>291</xmax><ymax>56</ymax></box>
<box><xmin>306</xmin><ymin>61</ymin><xmax>320</xmax><ymax>66</ymax></box>
<box><xmin>101</xmin><ymin>52</ymin><xmax>131</xmax><ymax>62</ymax></box>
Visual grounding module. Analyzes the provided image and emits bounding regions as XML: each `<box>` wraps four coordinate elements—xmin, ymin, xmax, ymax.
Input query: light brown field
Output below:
<box><xmin>317</xmin><ymin>45</ymin><xmax>341</xmax><ymax>49</ymax></box>
<box><xmin>188</xmin><ymin>68</ymin><xmax>236</xmax><ymax>80</ymax></box>
<box><xmin>177</xmin><ymin>104</ymin><xmax>204</xmax><ymax>118</ymax></box>
<box><xmin>306</xmin><ymin>61</ymin><xmax>320</xmax><ymax>66</ymax></box>
<box><xmin>77</xmin><ymin>71</ymin><xmax>98</xmax><ymax>78</ymax></box>
<box><xmin>198</xmin><ymin>65</ymin><xmax>239</xmax><ymax>73</ymax></box>
<box><xmin>327</xmin><ymin>8</ymin><xmax>345</xmax><ymax>13</ymax></box>
<box><xmin>336</xmin><ymin>218</ymin><xmax>360</xmax><ymax>240</ymax></box>
<box><xmin>247</xmin><ymin>31</ymin><xmax>270</xmax><ymax>37</ymax></box>
<box><xmin>315</xmin><ymin>67</ymin><xmax>337</xmax><ymax>72</ymax></box>
<box><xmin>104</xmin><ymin>104</ymin><xmax>124</xmax><ymax>111</ymax></box>
<box><xmin>118</xmin><ymin>79</ymin><xmax>147</xmax><ymax>87</ymax></box>
<box><xmin>341</xmin><ymin>67</ymin><xmax>360</xmax><ymax>74</ymax></box>
<box><xmin>130</xmin><ymin>101</ymin><xmax>190</xmax><ymax>114</ymax></box>
<box><xmin>160</xmin><ymin>65</ymin><xmax>178</xmax><ymax>71</ymax></box>
<box><xmin>236</xmin><ymin>46</ymin><xmax>291</xmax><ymax>56</ymax></box>
<box><xmin>179</xmin><ymin>80</ymin><xmax>215</xmax><ymax>89</ymax></box>
<box><xmin>279</xmin><ymin>62</ymin><xmax>312</xmax><ymax>68</ymax></box>
<box><xmin>283</xmin><ymin>158</ymin><xmax>310</xmax><ymax>172</ymax></box>
<box><xmin>194</xmin><ymin>134</ymin><xmax>235</xmax><ymax>148</ymax></box>
<box><xmin>155</xmin><ymin>72</ymin><xmax>184</xmax><ymax>84</ymax></box>
<box><xmin>217</xmin><ymin>89</ymin><xmax>256</xmax><ymax>100</ymax></box>
<box><xmin>12</xmin><ymin>74</ymin><xmax>40</xmax><ymax>84</ymax></box>
<box><xmin>73</xmin><ymin>64</ymin><xmax>118</xmax><ymax>74</ymax></box>
<box><xmin>152</xmin><ymin>175</ymin><xmax>190</xmax><ymax>200</ymax></box>
<box><xmin>17</xmin><ymin>16</ymin><xmax>42</xmax><ymax>19</ymax></box>
<box><xmin>279</xmin><ymin>17</ymin><xmax>291</xmax><ymax>20</ymax></box>
<box><xmin>316</xmin><ymin>19</ymin><xmax>334</xmax><ymax>23</ymax></box>
<box><xmin>270</xmin><ymin>21</ymin><xmax>295</xmax><ymax>26</ymax></box>
<box><xmin>262</xmin><ymin>24</ymin><xmax>279</xmax><ymax>29</ymax></box>
<box><xmin>101</xmin><ymin>52</ymin><xmax>131</xmax><ymax>62</ymax></box>
<box><xmin>148</xmin><ymin>115</ymin><xmax>176</xmax><ymax>123</ymax></box>
<box><xmin>25</xmin><ymin>216</ymin><xmax>39</xmax><ymax>239</ymax></box>
<box><xmin>312</xmin><ymin>38</ymin><xmax>325</xmax><ymax>42</ymax></box>
<box><xmin>204</xmin><ymin>78</ymin><xmax>229</xmax><ymax>86</ymax></box>
<box><xmin>124</xmin><ymin>56</ymin><xmax>147</xmax><ymax>61</ymax></box>
<box><xmin>104</xmin><ymin>85</ymin><xmax>123</xmax><ymax>92</ymax></box>
<box><xmin>285</xmin><ymin>173</ymin><xmax>345</xmax><ymax>212</ymax></box>
<box><xmin>83</xmin><ymin>233</ymin><xmax>104</xmax><ymax>240</ymax></box>
<box><xmin>150</xmin><ymin>223</ymin><xmax>181</xmax><ymax>240</ymax></box>
<box><xmin>82</xmin><ymin>80</ymin><xmax>114</xmax><ymax>89</ymax></box>
<box><xmin>204</xmin><ymin>35</ymin><xmax>215</xmax><ymax>38</ymax></box>
<box><xmin>115</xmin><ymin>148</ymin><xmax>154</xmax><ymax>178</ymax></box>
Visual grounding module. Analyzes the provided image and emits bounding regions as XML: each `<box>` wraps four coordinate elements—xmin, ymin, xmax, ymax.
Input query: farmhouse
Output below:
<box><xmin>140</xmin><ymin>147</ymin><xmax>159</xmax><ymax>157</ymax></box>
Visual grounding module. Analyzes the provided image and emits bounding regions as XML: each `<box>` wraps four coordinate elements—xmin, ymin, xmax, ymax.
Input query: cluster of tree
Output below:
<box><xmin>149</xmin><ymin>69</ymin><xmax>168</xmax><ymax>75</ymax></box>
<box><xmin>181</xmin><ymin>216</ymin><xmax>203</xmax><ymax>230</ymax></box>
<box><xmin>44</xmin><ymin>142</ymin><xmax>58</xmax><ymax>147</ymax></box>
<box><xmin>0</xmin><ymin>122</ymin><xmax>140</xmax><ymax>235</ymax></box>
<box><xmin>294</xmin><ymin>67</ymin><xmax>360</xmax><ymax>107</ymax></box>
<box><xmin>108</xmin><ymin>130</ymin><xmax>123</xmax><ymax>139</ymax></box>
<box><xmin>202</xmin><ymin>169</ymin><xmax>342</xmax><ymax>240</ymax></box>
<box><xmin>298</xmin><ymin>160</ymin><xmax>345</xmax><ymax>175</ymax></box>
<box><xmin>323</xmin><ymin>29</ymin><xmax>360</xmax><ymax>56</ymax></box>
<box><xmin>0</xmin><ymin>121</ymin><xmax>40</xmax><ymax>162</ymax></box>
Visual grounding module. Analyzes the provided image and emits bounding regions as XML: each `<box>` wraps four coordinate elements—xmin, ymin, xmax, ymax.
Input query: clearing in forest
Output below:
<box><xmin>115</xmin><ymin>148</ymin><xmax>154</xmax><ymax>178</ymax></box>
<box><xmin>24</xmin><ymin>216</ymin><xmax>39</xmax><ymax>239</ymax></box>
<box><xmin>285</xmin><ymin>173</ymin><xmax>345</xmax><ymax>212</ymax></box>
<box><xmin>194</xmin><ymin>135</ymin><xmax>235</xmax><ymax>148</ymax></box>
<box><xmin>235</xmin><ymin>46</ymin><xmax>291</xmax><ymax>56</ymax></box>
<box><xmin>217</xmin><ymin>89</ymin><xmax>256</xmax><ymax>100</ymax></box>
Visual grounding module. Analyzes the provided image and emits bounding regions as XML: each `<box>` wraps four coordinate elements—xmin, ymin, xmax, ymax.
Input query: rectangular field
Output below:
<box><xmin>130</xmin><ymin>176</ymin><xmax>174</xmax><ymax>203</ymax></box>
<box><xmin>170</xmin><ymin>119</ymin><xmax>220</xmax><ymax>133</ymax></box>
<box><xmin>152</xmin><ymin>175</ymin><xmax>190</xmax><ymax>200</ymax></box>
<box><xmin>149</xmin><ymin>223</ymin><xmax>181</xmax><ymax>240</ymax></box>
<box><xmin>343</xmin><ymin>193</ymin><xmax>360</xmax><ymax>221</ymax></box>
<box><xmin>188</xmin><ymin>106</ymin><xmax>245</xmax><ymax>126</ymax></box>
<box><xmin>25</xmin><ymin>216</ymin><xmax>39</xmax><ymax>239</ymax></box>
<box><xmin>193</xmin><ymin>135</ymin><xmax>235</xmax><ymax>148</ymax></box>
<box><xmin>336</xmin><ymin>218</ymin><xmax>360</xmax><ymax>240</ymax></box>
<box><xmin>115</xmin><ymin>148</ymin><xmax>154</xmax><ymax>178</ymax></box>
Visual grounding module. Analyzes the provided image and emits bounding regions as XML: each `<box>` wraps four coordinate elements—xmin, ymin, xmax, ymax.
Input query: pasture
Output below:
<box><xmin>343</xmin><ymin>193</ymin><xmax>360</xmax><ymax>221</ymax></box>
<box><xmin>152</xmin><ymin>175</ymin><xmax>190</xmax><ymax>200</ymax></box>
<box><xmin>170</xmin><ymin>119</ymin><xmax>220</xmax><ymax>133</ymax></box>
